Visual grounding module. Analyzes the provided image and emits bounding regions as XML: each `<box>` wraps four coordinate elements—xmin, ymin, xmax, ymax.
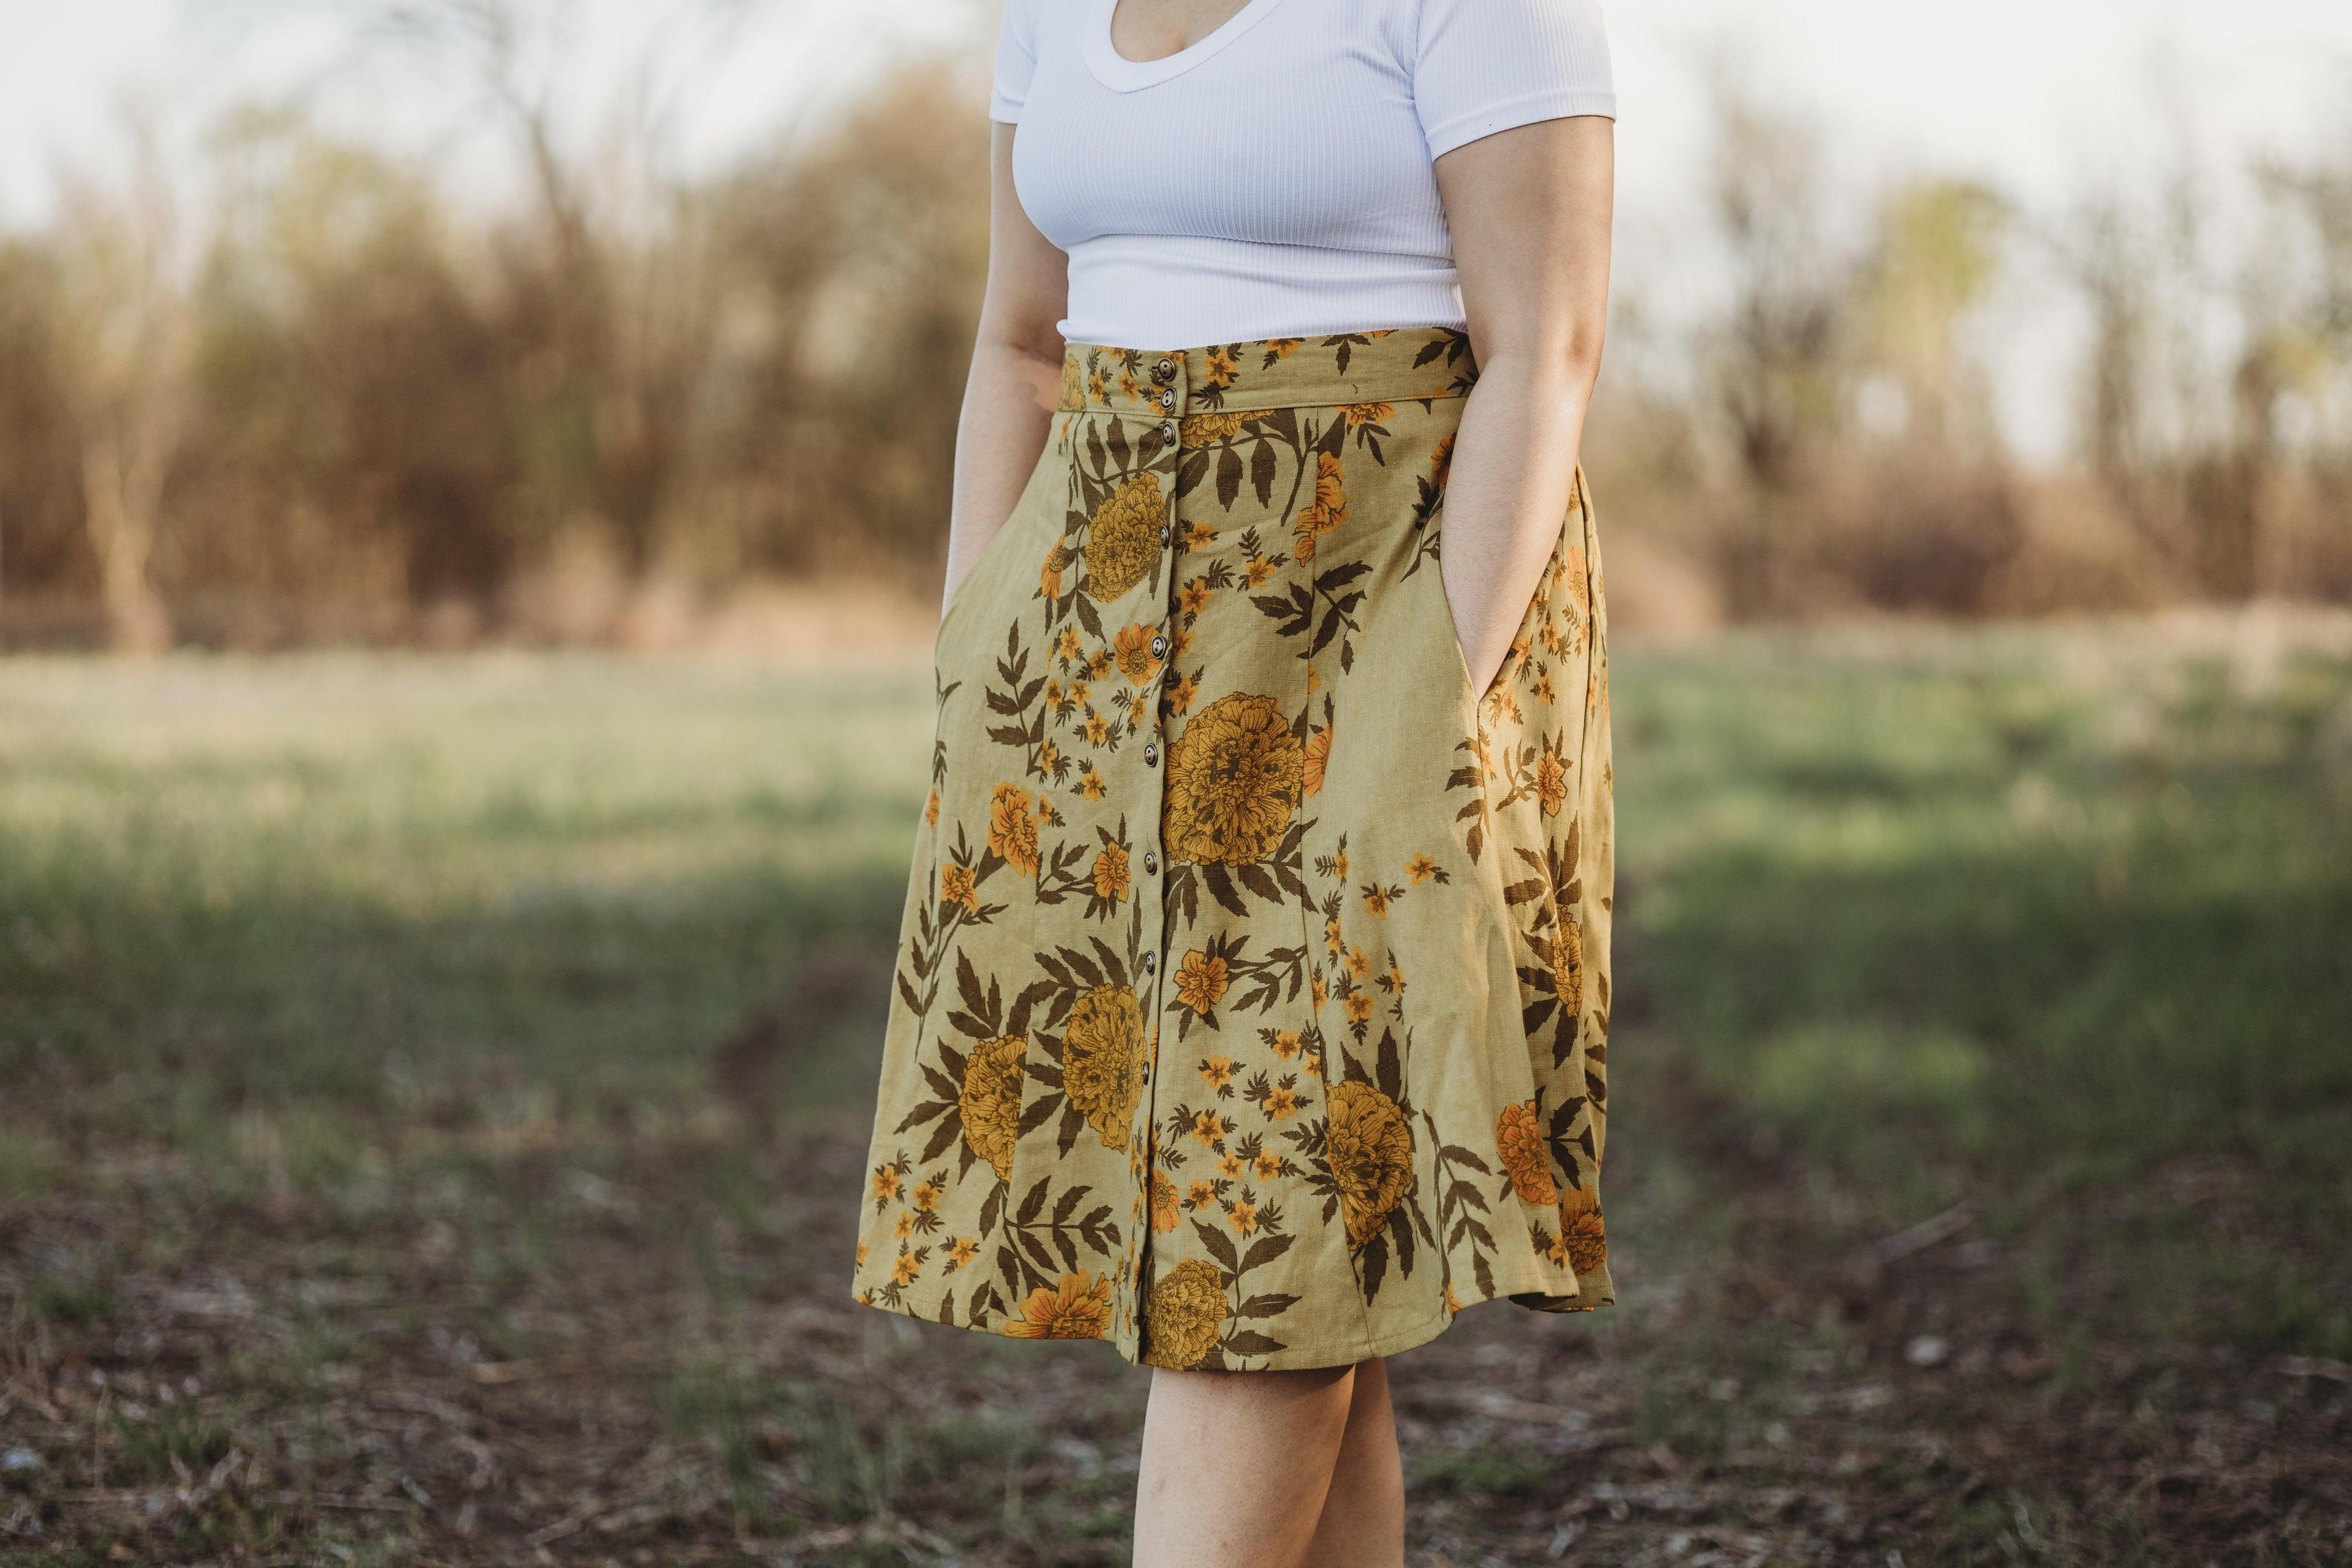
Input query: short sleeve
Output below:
<box><xmin>1413</xmin><ymin>0</ymin><xmax>1615</xmax><ymax>162</ymax></box>
<box><xmin>989</xmin><ymin>0</ymin><xmax>1039</xmax><ymax>124</ymax></box>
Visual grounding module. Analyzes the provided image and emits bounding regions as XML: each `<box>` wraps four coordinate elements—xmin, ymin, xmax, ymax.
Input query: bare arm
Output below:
<box><xmin>1432</xmin><ymin>115</ymin><xmax>1615</xmax><ymax>693</ymax></box>
<box><xmin>942</xmin><ymin>123</ymin><xmax>1071</xmax><ymax>612</ymax></box>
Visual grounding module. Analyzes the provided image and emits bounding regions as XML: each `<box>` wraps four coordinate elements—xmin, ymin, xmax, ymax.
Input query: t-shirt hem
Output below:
<box><xmin>1423</xmin><ymin>89</ymin><xmax>1618</xmax><ymax>160</ymax></box>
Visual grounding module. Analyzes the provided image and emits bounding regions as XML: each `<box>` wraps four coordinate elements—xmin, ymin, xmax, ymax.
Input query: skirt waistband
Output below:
<box><xmin>1058</xmin><ymin>326</ymin><xmax>1479</xmax><ymax>420</ymax></box>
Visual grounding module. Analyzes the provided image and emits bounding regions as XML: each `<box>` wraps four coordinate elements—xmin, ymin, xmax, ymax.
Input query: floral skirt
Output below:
<box><xmin>851</xmin><ymin>326</ymin><xmax>1615</xmax><ymax>1371</ymax></box>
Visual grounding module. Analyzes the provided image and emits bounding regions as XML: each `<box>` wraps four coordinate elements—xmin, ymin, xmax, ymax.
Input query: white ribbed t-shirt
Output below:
<box><xmin>991</xmin><ymin>0</ymin><xmax>1615</xmax><ymax>349</ymax></box>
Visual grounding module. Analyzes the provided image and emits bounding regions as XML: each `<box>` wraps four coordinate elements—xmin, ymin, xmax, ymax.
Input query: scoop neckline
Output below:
<box><xmin>1083</xmin><ymin>0</ymin><xmax>1291</xmax><ymax>92</ymax></box>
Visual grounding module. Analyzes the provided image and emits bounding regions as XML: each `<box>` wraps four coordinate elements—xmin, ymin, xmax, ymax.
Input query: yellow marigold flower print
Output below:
<box><xmin>1061</xmin><ymin>983</ymin><xmax>1145</xmax><ymax>1148</ymax></box>
<box><xmin>1343</xmin><ymin>401</ymin><xmax>1393</xmax><ymax>428</ymax></box>
<box><xmin>1494</xmin><ymin>1099</ymin><xmax>1559</xmax><ymax>1207</ymax></box>
<box><xmin>1005</xmin><ymin>1271</ymin><xmax>1112</xmax><ymax>1340</ymax></box>
<box><xmin>1164</xmin><ymin>692</ymin><xmax>1303</xmax><ymax>865</ymax></box>
<box><xmin>1405</xmin><ymin>853</ymin><xmax>1438</xmax><ymax>884</ymax></box>
<box><xmin>1325</xmin><ymin>1081</ymin><xmax>1415</xmax><ymax>1251</ymax></box>
<box><xmin>959</xmin><ymin>1034</ymin><xmax>1026</xmax><ymax>1180</ymax></box>
<box><xmin>1180</xmin><ymin>410</ymin><xmax>1243</xmax><ymax>447</ymax></box>
<box><xmin>1084</xmin><ymin>473</ymin><xmax>1163</xmax><ymax>600</ymax></box>
<box><xmin>987</xmin><ymin>782</ymin><xmax>1041</xmax><ymax>876</ymax></box>
<box><xmin>1150</xmin><ymin>1170</ymin><xmax>1181</xmax><ymax>1234</ymax></box>
<box><xmin>940</xmin><ymin>861</ymin><xmax>978</xmax><ymax>912</ymax></box>
<box><xmin>1142</xmin><ymin>1257</ymin><xmax>1226</xmax><ymax>1369</ymax></box>
<box><xmin>1558</xmin><ymin>1186</ymin><xmax>1607</xmax><ymax>1275</ymax></box>
<box><xmin>1292</xmin><ymin>452</ymin><xmax>1348</xmax><ymax>562</ymax></box>
<box><xmin>1302</xmin><ymin>723</ymin><xmax>1332</xmax><ymax>799</ymax></box>
<box><xmin>1091</xmin><ymin>842</ymin><xmax>1130</xmax><ymax>902</ymax></box>
<box><xmin>1058</xmin><ymin>352</ymin><xmax>1085</xmax><ymax>410</ymax></box>
<box><xmin>1112</xmin><ymin>623</ymin><xmax>1163</xmax><ymax>685</ymax></box>
<box><xmin>1175</xmin><ymin>951</ymin><xmax>1231</xmax><ymax>1014</ymax></box>
<box><xmin>1536</xmin><ymin>750</ymin><xmax>1569</xmax><ymax>818</ymax></box>
<box><xmin>1550</xmin><ymin>912</ymin><xmax>1585</xmax><ymax>1016</ymax></box>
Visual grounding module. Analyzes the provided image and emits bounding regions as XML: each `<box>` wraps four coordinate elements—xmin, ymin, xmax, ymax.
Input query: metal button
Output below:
<box><xmin>1143</xmin><ymin>742</ymin><xmax>1159</xmax><ymax>766</ymax></box>
<box><xmin>1150</xmin><ymin>634</ymin><xmax>1167</xmax><ymax>659</ymax></box>
<box><xmin>1153</xmin><ymin>356</ymin><xmax>1175</xmax><ymax>382</ymax></box>
<box><xmin>1141</xmin><ymin>952</ymin><xmax>1157</xmax><ymax>975</ymax></box>
<box><xmin>1159</xmin><ymin>524</ymin><xmax>1170</xmax><ymax>545</ymax></box>
<box><xmin>1144</xmin><ymin>851</ymin><xmax>1159</xmax><ymax>874</ymax></box>
<box><xmin>1158</xmin><ymin>421</ymin><xmax>1175</xmax><ymax>443</ymax></box>
<box><xmin>1158</xmin><ymin>387</ymin><xmax>1175</xmax><ymax>411</ymax></box>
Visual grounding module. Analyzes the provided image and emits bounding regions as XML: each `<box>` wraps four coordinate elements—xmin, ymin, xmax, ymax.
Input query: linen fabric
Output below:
<box><xmin>992</xmin><ymin>0</ymin><xmax>1616</xmax><ymax>347</ymax></box>
<box><xmin>851</xmin><ymin>328</ymin><xmax>1615</xmax><ymax>1370</ymax></box>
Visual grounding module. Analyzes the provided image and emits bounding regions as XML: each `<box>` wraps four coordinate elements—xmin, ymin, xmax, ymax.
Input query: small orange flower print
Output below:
<box><xmin>1346</xmin><ymin>946</ymin><xmax>1371</xmax><ymax>981</ymax></box>
<box><xmin>1244</xmin><ymin>556</ymin><xmax>1274</xmax><ymax>588</ymax></box>
<box><xmin>940</xmin><ymin>861</ymin><xmax>977</xmax><ymax>912</ymax></box>
<box><xmin>1092</xmin><ymin>842</ymin><xmax>1131</xmax><ymax>902</ymax></box>
<box><xmin>1253</xmin><ymin>1152</ymin><xmax>1283</xmax><ymax>1181</ymax></box>
<box><xmin>1113</xmin><ymin>623</ymin><xmax>1163</xmax><ymax>685</ymax></box>
<box><xmin>911</xmin><ymin>1177</ymin><xmax>943</xmax><ymax>1213</ymax></box>
<box><xmin>1184</xmin><ymin>1178</ymin><xmax>1216</xmax><ymax>1210</ymax></box>
<box><xmin>1536</xmin><ymin>750</ymin><xmax>1569</xmax><ymax>818</ymax></box>
<box><xmin>1197</xmin><ymin>1054</ymin><xmax>1235</xmax><ymax>1090</ymax></box>
<box><xmin>1079</xmin><ymin>767</ymin><xmax>1107</xmax><ymax>801</ymax></box>
<box><xmin>1270</xmin><ymin>1030</ymin><xmax>1301</xmax><ymax>1060</ymax></box>
<box><xmin>1362</xmin><ymin>885</ymin><xmax>1391</xmax><ymax>918</ymax></box>
<box><xmin>1004</xmin><ymin>1272</ymin><xmax>1112</xmax><ymax>1340</ymax></box>
<box><xmin>1496</xmin><ymin>1099</ymin><xmax>1559</xmax><ymax>1206</ymax></box>
<box><xmin>1565</xmin><ymin>545</ymin><xmax>1591</xmax><ymax>617</ymax></box>
<box><xmin>871</xmin><ymin>1165</ymin><xmax>901</xmax><ymax>1203</ymax></box>
<box><xmin>1342</xmin><ymin>401</ymin><xmax>1393</xmax><ymax>428</ymax></box>
<box><xmin>1265</xmin><ymin>1084</ymin><xmax>1302</xmax><ymax>1121</ymax></box>
<box><xmin>892</xmin><ymin>1211</ymin><xmax>914</xmax><ymax>1240</ymax></box>
<box><xmin>1323</xmin><ymin>916</ymin><xmax>1344</xmax><ymax>956</ymax></box>
<box><xmin>1226</xmin><ymin>1196</ymin><xmax>1259</xmax><ymax>1235</ymax></box>
<box><xmin>924</xmin><ymin>790</ymin><xmax>939</xmax><ymax>826</ymax></box>
<box><xmin>1405</xmin><ymin>853</ymin><xmax>1439</xmax><ymax>884</ymax></box>
<box><xmin>1202</xmin><ymin>347</ymin><xmax>1238</xmax><ymax>388</ymax></box>
<box><xmin>1179</xmin><ymin>578</ymin><xmax>1212</xmax><ymax>616</ymax></box>
<box><xmin>1185</xmin><ymin>521</ymin><xmax>1218</xmax><ymax>548</ymax></box>
<box><xmin>1218</xmin><ymin>1150</ymin><xmax>1245</xmax><ymax>1178</ymax></box>
<box><xmin>946</xmin><ymin>1236</ymin><xmax>979</xmax><ymax>1270</ymax></box>
<box><xmin>1165</xmin><ymin>672</ymin><xmax>1199</xmax><ymax>714</ymax></box>
<box><xmin>855</xmin><ymin>1238</ymin><xmax>869</xmax><ymax>1267</ymax></box>
<box><xmin>1189</xmin><ymin>1109</ymin><xmax>1226</xmax><ymax>1147</ymax></box>
<box><xmin>1430</xmin><ymin>432</ymin><xmax>1455</xmax><ymax>483</ymax></box>
<box><xmin>1293</xmin><ymin>452</ymin><xmax>1347</xmax><ymax>562</ymax></box>
<box><xmin>1175</xmin><ymin>951</ymin><xmax>1232</xmax><ymax>1014</ymax></box>
<box><xmin>1264</xmin><ymin>337</ymin><xmax>1300</xmax><ymax>360</ymax></box>
<box><xmin>1302</xmin><ymin>723</ymin><xmax>1332</xmax><ymax>798</ymax></box>
<box><xmin>891</xmin><ymin>1248</ymin><xmax>921</xmax><ymax>1286</ymax></box>
<box><xmin>1343</xmin><ymin>991</ymin><xmax>1374</xmax><ymax>1027</ymax></box>
<box><xmin>988</xmin><ymin>782</ymin><xmax>1041</xmax><ymax>876</ymax></box>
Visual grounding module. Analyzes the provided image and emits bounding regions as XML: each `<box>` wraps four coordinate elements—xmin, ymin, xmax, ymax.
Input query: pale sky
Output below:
<box><xmin>5</xmin><ymin>0</ymin><xmax>2349</xmax><ymax>456</ymax></box>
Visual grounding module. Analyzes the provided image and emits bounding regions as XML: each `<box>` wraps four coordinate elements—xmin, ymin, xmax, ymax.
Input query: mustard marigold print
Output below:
<box><xmin>1164</xmin><ymin>692</ymin><xmax>1303</xmax><ymax>866</ymax></box>
<box><xmin>853</xmin><ymin>329</ymin><xmax>1615</xmax><ymax>1368</ymax></box>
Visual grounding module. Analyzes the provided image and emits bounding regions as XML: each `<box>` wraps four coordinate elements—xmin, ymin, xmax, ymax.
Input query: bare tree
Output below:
<box><xmin>52</xmin><ymin>116</ymin><xmax>192</xmax><ymax>655</ymax></box>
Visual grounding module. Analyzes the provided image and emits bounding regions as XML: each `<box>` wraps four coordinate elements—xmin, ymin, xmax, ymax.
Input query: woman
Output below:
<box><xmin>852</xmin><ymin>0</ymin><xmax>1616</xmax><ymax>1559</ymax></box>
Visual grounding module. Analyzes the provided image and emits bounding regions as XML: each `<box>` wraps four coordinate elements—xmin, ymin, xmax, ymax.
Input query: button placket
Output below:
<box><xmin>1127</xmin><ymin>347</ymin><xmax>1188</xmax><ymax>1329</ymax></box>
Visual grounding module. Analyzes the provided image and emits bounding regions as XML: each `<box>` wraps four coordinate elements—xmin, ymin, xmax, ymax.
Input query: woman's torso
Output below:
<box><xmin>995</xmin><ymin>0</ymin><xmax>1615</xmax><ymax>349</ymax></box>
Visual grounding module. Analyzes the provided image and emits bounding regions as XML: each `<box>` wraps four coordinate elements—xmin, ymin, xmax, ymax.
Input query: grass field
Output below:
<box><xmin>3</xmin><ymin>617</ymin><xmax>2350</xmax><ymax>1566</ymax></box>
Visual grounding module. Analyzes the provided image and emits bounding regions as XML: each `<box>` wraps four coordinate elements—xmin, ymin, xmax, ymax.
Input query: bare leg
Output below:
<box><xmin>1302</xmin><ymin>1356</ymin><xmax>1406</xmax><ymax>1568</ymax></box>
<box><xmin>1132</xmin><ymin>1364</ymin><xmax>1357</xmax><ymax>1568</ymax></box>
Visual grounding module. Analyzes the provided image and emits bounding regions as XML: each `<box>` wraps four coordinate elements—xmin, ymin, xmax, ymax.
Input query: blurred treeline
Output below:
<box><xmin>1</xmin><ymin>38</ymin><xmax>2349</xmax><ymax>650</ymax></box>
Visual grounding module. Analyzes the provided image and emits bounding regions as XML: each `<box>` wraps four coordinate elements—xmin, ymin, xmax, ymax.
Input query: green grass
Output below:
<box><xmin>2</xmin><ymin>624</ymin><xmax>2349</xmax><ymax>1562</ymax></box>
